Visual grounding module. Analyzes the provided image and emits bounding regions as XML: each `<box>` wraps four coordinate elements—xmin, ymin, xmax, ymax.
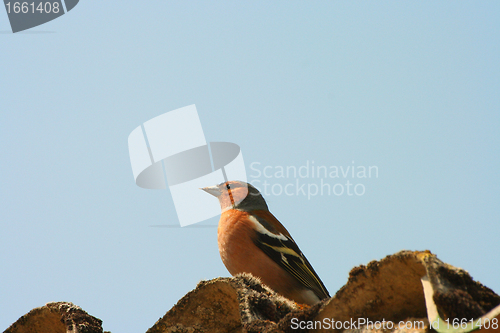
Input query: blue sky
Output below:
<box><xmin>1</xmin><ymin>2</ymin><xmax>499</xmax><ymax>332</ymax></box>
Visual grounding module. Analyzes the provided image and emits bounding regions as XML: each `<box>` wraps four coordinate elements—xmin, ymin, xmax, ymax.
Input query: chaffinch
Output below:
<box><xmin>202</xmin><ymin>180</ymin><xmax>330</xmax><ymax>305</ymax></box>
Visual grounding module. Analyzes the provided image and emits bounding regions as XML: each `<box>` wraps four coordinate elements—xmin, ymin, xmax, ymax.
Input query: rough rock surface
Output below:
<box><xmin>146</xmin><ymin>273</ymin><xmax>303</xmax><ymax>333</ymax></box>
<box><xmin>4</xmin><ymin>301</ymin><xmax>103</xmax><ymax>333</ymax></box>
<box><xmin>145</xmin><ymin>250</ymin><xmax>499</xmax><ymax>333</ymax></box>
<box><xmin>421</xmin><ymin>253</ymin><xmax>500</xmax><ymax>321</ymax></box>
<box><xmin>5</xmin><ymin>250</ymin><xmax>500</xmax><ymax>333</ymax></box>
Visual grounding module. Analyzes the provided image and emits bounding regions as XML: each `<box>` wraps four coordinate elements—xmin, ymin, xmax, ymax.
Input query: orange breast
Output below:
<box><xmin>217</xmin><ymin>210</ymin><xmax>311</xmax><ymax>303</ymax></box>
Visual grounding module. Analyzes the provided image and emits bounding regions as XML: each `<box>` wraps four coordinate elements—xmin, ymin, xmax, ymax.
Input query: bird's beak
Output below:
<box><xmin>201</xmin><ymin>185</ymin><xmax>222</xmax><ymax>197</ymax></box>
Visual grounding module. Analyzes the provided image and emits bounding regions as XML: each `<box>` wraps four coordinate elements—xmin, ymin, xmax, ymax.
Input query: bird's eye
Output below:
<box><xmin>226</xmin><ymin>184</ymin><xmax>231</xmax><ymax>189</ymax></box>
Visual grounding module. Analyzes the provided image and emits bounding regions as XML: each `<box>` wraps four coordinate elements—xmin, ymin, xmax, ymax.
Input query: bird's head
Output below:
<box><xmin>202</xmin><ymin>180</ymin><xmax>268</xmax><ymax>212</ymax></box>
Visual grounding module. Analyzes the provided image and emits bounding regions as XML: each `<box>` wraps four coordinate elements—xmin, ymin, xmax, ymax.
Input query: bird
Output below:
<box><xmin>202</xmin><ymin>180</ymin><xmax>330</xmax><ymax>305</ymax></box>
